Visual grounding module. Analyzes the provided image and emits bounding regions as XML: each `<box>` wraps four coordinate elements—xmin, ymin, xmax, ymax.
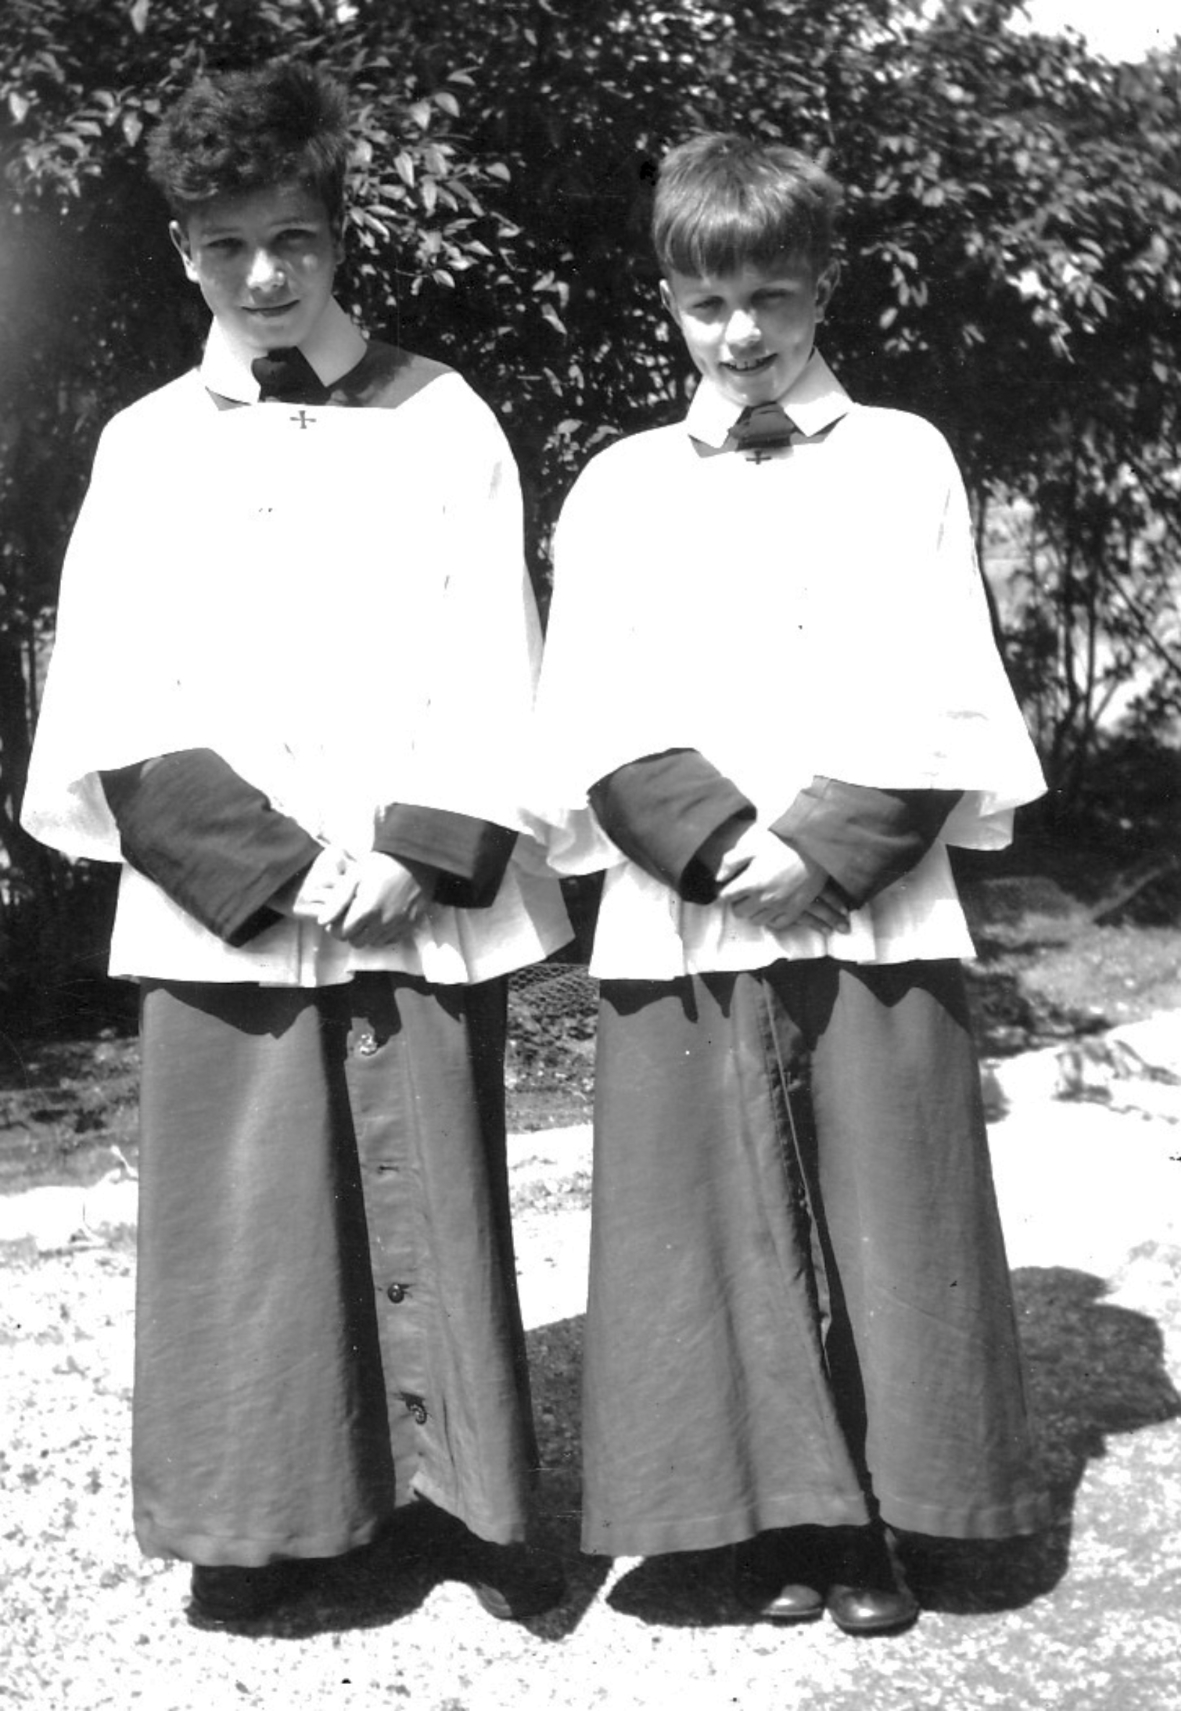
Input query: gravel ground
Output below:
<box><xmin>2</xmin><ymin>1020</ymin><xmax>1180</xmax><ymax>1711</ymax></box>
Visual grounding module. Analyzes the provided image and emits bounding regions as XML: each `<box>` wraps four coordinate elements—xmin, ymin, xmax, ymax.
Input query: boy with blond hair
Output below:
<box><xmin>538</xmin><ymin>133</ymin><xmax>1048</xmax><ymax>1634</ymax></box>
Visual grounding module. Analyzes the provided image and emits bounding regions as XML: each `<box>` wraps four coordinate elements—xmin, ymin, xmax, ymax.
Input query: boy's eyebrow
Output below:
<box><xmin>189</xmin><ymin>214</ymin><xmax>243</xmax><ymax>238</ymax></box>
<box><xmin>195</xmin><ymin>213</ymin><xmax>323</xmax><ymax>240</ymax></box>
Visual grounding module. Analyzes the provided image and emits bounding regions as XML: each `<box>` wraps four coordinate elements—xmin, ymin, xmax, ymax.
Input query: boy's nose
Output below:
<box><xmin>246</xmin><ymin>247</ymin><xmax>285</xmax><ymax>291</ymax></box>
<box><xmin>724</xmin><ymin>307</ymin><xmax>760</xmax><ymax>346</ymax></box>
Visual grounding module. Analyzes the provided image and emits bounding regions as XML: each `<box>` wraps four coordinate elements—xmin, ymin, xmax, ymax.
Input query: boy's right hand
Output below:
<box><xmin>320</xmin><ymin>851</ymin><xmax>435</xmax><ymax>948</ymax></box>
<box><xmin>284</xmin><ymin>845</ymin><xmax>361</xmax><ymax>928</ymax></box>
<box><xmin>715</xmin><ymin>825</ymin><xmax>851</xmax><ymax>936</ymax></box>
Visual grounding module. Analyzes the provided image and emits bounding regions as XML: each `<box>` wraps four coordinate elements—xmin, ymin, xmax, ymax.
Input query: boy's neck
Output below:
<box><xmin>201</xmin><ymin>298</ymin><xmax>367</xmax><ymax>402</ymax></box>
<box><xmin>685</xmin><ymin>348</ymin><xmax>849</xmax><ymax>450</ymax></box>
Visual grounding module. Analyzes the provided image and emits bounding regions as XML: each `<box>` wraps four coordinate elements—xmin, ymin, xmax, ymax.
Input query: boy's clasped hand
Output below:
<box><xmin>715</xmin><ymin>824</ymin><xmax>851</xmax><ymax>935</ymax></box>
<box><xmin>287</xmin><ymin>845</ymin><xmax>433</xmax><ymax>945</ymax></box>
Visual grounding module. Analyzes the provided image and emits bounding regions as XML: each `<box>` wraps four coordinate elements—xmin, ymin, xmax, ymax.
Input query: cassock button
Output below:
<box><xmin>386</xmin><ymin>1281</ymin><xmax>408</xmax><ymax>1303</ymax></box>
<box><xmin>355</xmin><ymin>1031</ymin><xmax>378</xmax><ymax>1057</ymax></box>
<box><xmin>403</xmin><ymin>1394</ymin><xmax>428</xmax><ymax>1425</ymax></box>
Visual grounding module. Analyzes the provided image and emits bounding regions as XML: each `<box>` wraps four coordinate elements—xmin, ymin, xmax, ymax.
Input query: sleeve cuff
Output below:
<box><xmin>100</xmin><ymin>750</ymin><xmax>322</xmax><ymax>944</ymax></box>
<box><xmin>373</xmin><ymin>803</ymin><xmax>518</xmax><ymax>908</ymax></box>
<box><xmin>772</xmin><ymin>778</ymin><xmax>963</xmax><ymax>906</ymax></box>
<box><xmin>589</xmin><ymin>749</ymin><xmax>756</xmax><ymax>901</ymax></box>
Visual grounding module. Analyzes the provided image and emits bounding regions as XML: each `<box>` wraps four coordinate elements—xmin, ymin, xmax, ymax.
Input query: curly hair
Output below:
<box><xmin>653</xmin><ymin>134</ymin><xmax>841</xmax><ymax>280</ymax></box>
<box><xmin>147</xmin><ymin>61</ymin><xmax>352</xmax><ymax>224</ymax></box>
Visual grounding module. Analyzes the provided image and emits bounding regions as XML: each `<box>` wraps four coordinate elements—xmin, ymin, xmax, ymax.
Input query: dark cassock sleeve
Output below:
<box><xmin>372</xmin><ymin>804</ymin><xmax>517</xmax><ymax>908</ymax></box>
<box><xmin>590</xmin><ymin>751</ymin><xmax>962</xmax><ymax>910</ymax></box>
<box><xmin>99</xmin><ymin>749</ymin><xmax>323</xmax><ymax>947</ymax></box>
<box><xmin>589</xmin><ymin>749</ymin><xmax>757</xmax><ymax>905</ymax></box>
<box><xmin>771</xmin><ymin>778</ymin><xmax>963</xmax><ymax>907</ymax></box>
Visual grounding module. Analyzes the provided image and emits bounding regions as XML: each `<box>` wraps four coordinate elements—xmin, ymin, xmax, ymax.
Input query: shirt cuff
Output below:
<box><xmin>372</xmin><ymin>804</ymin><xmax>518</xmax><ymax>908</ymax></box>
<box><xmin>589</xmin><ymin>749</ymin><xmax>756</xmax><ymax>903</ymax></box>
<box><xmin>100</xmin><ymin>750</ymin><xmax>322</xmax><ymax>945</ymax></box>
<box><xmin>771</xmin><ymin>778</ymin><xmax>963</xmax><ymax>907</ymax></box>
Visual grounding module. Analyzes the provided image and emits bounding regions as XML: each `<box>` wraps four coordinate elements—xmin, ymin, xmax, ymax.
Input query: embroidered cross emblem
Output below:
<box><xmin>289</xmin><ymin>409</ymin><xmax>317</xmax><ymax>431</ymax></box>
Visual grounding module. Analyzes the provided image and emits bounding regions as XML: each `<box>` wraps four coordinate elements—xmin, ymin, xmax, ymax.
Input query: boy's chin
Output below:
<box><xmin>721</xmin><ymin>380</ymin><xmax>778</xmax><ymax>409</ymax></box>
<box><xmin>233</xmin><ymin>310</ymin><xmax>309</xmax><ymax>352</ymax></box>
<box><xmin>244</xmin><ymin>326</ymin><xmax>302</xmax><ymax>352</ymax></box>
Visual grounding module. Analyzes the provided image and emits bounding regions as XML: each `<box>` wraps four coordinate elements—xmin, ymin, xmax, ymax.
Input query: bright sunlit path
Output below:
<box><xmin>1015</xmin><ymin>0</ymin><xmax>1179</xmax><ymax>60</ymax></box>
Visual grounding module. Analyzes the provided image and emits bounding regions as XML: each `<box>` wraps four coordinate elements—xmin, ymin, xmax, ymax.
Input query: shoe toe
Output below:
<box><xmin>733</xmin><ymin>1530</ymin><xmax>826</xmax><ymax>1623</ymax></box>
<box><xmin>824</xmin><ymin>1523</ymin><xmax>918</xmax><ymax>1634</ymax></box>
<box><xmin>826</xmin><ymin>1581</ymin><xmax>919</xmax><ymax>1635</ymax></box>
<box><xmin>738</xmin><ymin>1576</ymin><xmax>825</xmax><ymax>1622</ymax></box>
<box><xmin>467</xmin><ymin>1544</ymin><xmax>566</xmax><ymax>1620</ymax></box>
<box><xmin>188</xmin><ymin>1561</ymin><xmax>303</xmax><ymax>1627</ymax></box>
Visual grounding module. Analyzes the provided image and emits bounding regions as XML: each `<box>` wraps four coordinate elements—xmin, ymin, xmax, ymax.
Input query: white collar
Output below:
<box><xmin>684</xmin><ymin>349</ymin><xmax>853</xmax><ymax>449</ymax></box>
<box><xmin>199</xmin><ymin>298</ymin><xmax>368</xmax><ymax>402</ymax></box>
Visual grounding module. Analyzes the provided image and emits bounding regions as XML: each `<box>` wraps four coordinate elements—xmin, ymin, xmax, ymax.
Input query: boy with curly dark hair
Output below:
<box><xmin>24</xmin><ymin>60</ymin><xmax>568</xmax><ymax>1627</ymax></box>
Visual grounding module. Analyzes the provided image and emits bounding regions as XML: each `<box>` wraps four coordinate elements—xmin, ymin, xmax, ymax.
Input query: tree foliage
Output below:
<box><xmin>1</xmin><ymin>0</ymin><xmax>1179</xmax><ymax>1000</ymax></box>
<box><xmin>819</xmin><ymin>2</ymin><xmax>1181</xmax><ymax>829</ymax></box>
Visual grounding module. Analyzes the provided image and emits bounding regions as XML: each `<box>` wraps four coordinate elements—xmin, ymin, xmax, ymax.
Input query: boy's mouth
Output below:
<box><xmin>246</xmin><ymin>302</ymin><xmax>298</xmax><ymax>318</ymax></box>
<box><xmin>725</xmin><ymin>354</ymin><xmax>774</xmax><ymax>375</ymax></box>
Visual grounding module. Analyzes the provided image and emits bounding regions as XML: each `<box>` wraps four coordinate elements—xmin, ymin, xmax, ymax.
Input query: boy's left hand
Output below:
<box><xmin>716</xmin><ymin>826</ymin><xmax>850</xmax><ymax>936</ymax></box>
<box><xmin>322</xmin><ymin>851</ymin><xmax>435</xmax><ymax>947</ymax></box>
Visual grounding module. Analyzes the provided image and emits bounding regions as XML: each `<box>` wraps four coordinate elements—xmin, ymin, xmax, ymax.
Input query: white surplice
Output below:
<box><xmin>23</xmin><ymin>307</ymin><xmax>568</xmax><ymax>984</ymax></box>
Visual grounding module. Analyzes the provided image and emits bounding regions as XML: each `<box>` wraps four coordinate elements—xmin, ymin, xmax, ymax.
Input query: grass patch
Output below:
<box><xmin>961</xmin><ymin>869</ymin><xmax>1181</xmax><ymax>1054</ymax></box>
<box><xmin>0</xmin><ymin>1030</ymin><xmax>139</xmax><ymax>1194</ymax></box>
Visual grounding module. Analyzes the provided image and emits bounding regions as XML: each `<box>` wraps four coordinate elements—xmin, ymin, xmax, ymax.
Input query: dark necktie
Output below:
<box><xmin>250</xmin><ymin>347</ymin><xmax>331</xmax><ymax>405</ymax></box>
<box><xmin>726</xmin><ymin>401</ymin><xmax>797</xmax><ymax>459</ymax></box>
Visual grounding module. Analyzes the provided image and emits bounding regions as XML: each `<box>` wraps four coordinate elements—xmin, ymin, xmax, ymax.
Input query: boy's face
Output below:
<box><xmin>170</xmin><ymin>181</ymin><xmax>343</xmax><ymax>355</ymax></box>
<box><xmin>660</xmin><ymin>255</ymin><xmax>838</xmax><ymax>409</ymax></box>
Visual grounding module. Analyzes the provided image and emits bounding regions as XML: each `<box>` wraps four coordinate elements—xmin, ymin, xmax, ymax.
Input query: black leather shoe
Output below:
<box><xmin>188</xmin><ymin>1561</ymin><xmax>305</xmax><ymax>1627</ymax></box>
<box><xmin>825</xmin><ymin>1526</ymin><xmax>918</xmax><ymax>1635</ymax></box>
<box><xmin>734</xmin><ymin>1528</ymin><xmax>826</xmax><ymax>1623</ymax></box>
<box><xmin>464</xmin><ymin>1542</ymin><xmax>567</xmax><ymax>1620</ymax></box>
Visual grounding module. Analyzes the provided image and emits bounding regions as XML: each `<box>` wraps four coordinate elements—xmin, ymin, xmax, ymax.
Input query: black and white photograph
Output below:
<box><xmin>1</xmin><ymin>2</ymin><xmax>1178</xmax><ymax>1707</ymax></box>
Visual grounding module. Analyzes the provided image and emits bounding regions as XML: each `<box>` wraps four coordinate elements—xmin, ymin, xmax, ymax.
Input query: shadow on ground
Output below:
<box><xmin>225</xmin><ymin>1314</ymin><xmax>603</xmax><ymax>1643</ymax></box>
<box><xmin>55</xmin><ymin>1266</ymin><xmax>1175</xmax><ymax>1643</ymax></box>
<box><xmin>597</xmin><ymin>1265</ymin><xmax>1181</xmax><ymax>1628</ymax></box>
<box><xmin>244</xmin><ymin>1496</ymin><xmax>613</xmax><ymax>1646</ymax></box>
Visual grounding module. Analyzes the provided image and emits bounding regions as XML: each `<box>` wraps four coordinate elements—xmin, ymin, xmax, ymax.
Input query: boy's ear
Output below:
<box><xmin>168</xmin><ymin>220</ymin><xmax>200</xmax><ymax>284</ymax></box>
<box><xmin>659</xmin><ymin>278</ymin><xmax>679</xmax><ymax>321</ymax></box>
<box><xmin>814</xmin><ymin>260</ymin><xmax>840</xmax><ymax>322</ymax></box>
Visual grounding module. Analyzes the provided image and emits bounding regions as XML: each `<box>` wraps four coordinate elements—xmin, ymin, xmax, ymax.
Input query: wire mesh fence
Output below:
<box><xmin>507</xmin><ymin>959</ymin><xmax>597</xmax><ymax>1108</ymax></box>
